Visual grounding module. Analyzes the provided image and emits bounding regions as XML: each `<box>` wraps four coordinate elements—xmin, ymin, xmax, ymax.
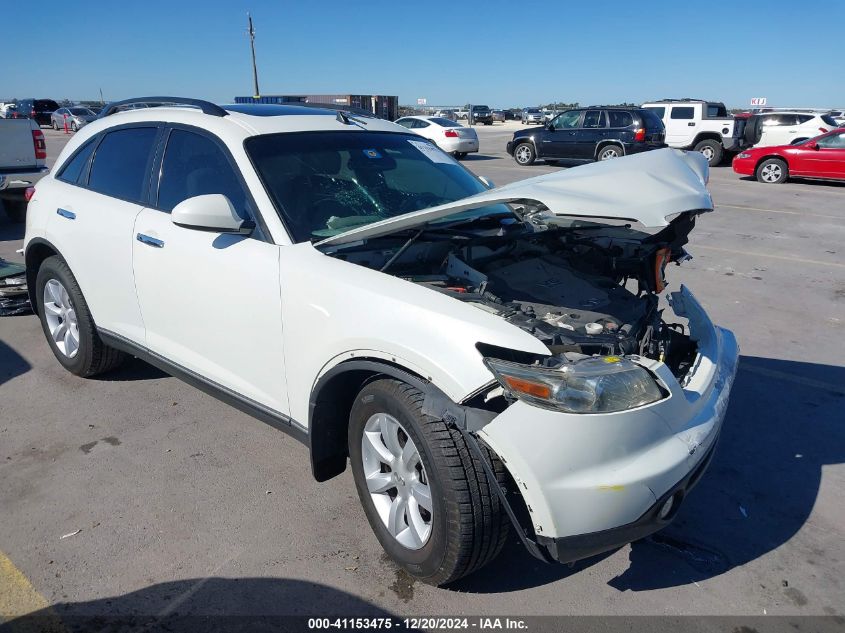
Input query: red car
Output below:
<box><xmin>732</xmin><ymin>128</ymin><xmax>845</xmax><ymax>184</ymax></box>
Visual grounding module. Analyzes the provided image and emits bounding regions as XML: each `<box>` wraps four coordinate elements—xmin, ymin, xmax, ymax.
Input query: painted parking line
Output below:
<box><xmin>694</xmin><ymin>244</ymin><xmax>845</xmax><ymax>269</ymax></box>
<box><xmin>0</xmin><ymin>550</ymin><xmax>65</xmax><ymax>631</ymax></box>
<box><xmin>716</xmin><ymin>203</ymin><xmax>844</xmax><ymax>221</ymax></box>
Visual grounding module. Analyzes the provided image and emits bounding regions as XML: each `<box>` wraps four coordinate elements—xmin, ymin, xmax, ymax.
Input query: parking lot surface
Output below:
<box><xmin>1</xmin><ymin>126</ymin><xmax>843</xmax><ymax>620</ymax></box>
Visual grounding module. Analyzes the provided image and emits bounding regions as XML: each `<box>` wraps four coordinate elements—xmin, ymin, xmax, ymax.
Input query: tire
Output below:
<box><xmin>349</xmin><ymin>379</ymin><xmax>509</xmax><ymax>586</ymax></box>
<box><xmin>756</xmin><ymin>158</ymin><xmax>788</xmax><ymax>184</ymax></box>
<box><xmin>744</xmin><ymin>115</ymin><xmax>763</xmax><ymax>146</ymax></box>
<box><xmin>513</xmin><ymin>142</ymin><xmax>536</xmax><ymax>165</ymax></box>
<box><xmin>71</xmin><ymin>122</ymin><xmax>78</xmax><ymax>132</ymax></box>
<box><xmin>52</xmin><ymin>119</ymin><xmax>58</xmax><ymax>130</ymax></box>
<box><xmin>694</xmin><ymin>139</ymin><xmax>723</xmax><ymax>166</ymax></box>
<box><xmin>3</xmin><ymin>199</ymin><xmax>27</xmax><ymax>223</ymax></box>
<box><xmin>597</xmin><ymin>144</ymin><xmax>622</xmax><ymax>161</ymax></box>
<box><xmin>35</xmin><ymin>256</ymin><xmax>126</xmax><ymax>376</ymax></box>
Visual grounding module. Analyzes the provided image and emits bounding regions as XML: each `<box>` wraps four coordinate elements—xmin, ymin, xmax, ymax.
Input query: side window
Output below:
<box><xmin>416</xmin><ymin>120</ymin><xmax>431</xmax><ymax>128</ymax></box>
<box><xmin>88</xmin><ymin>127</ymin><xmax>158</xmax><ymax>202</ymax></box>
<box><xmin>552</xmin><ymin>111</ymin><xmax>581</xmax><ymax>130</ymax></box>
<box><xmin>395</xmin><ymin>119</ymin><xmax>414</xmax><ymax>129</ymax></box>
<box><xmin>645</xmin><ymin>106</ymin><xmax>665</xmax><ymax>119</ymax></box>
<box><xmin>670</xmin><ymin>107</ymin><xmax>695</xmax><ymax>120</ymax></box>
<box><xmin>157</xmin><ymin>129</ymin><xmax>248</xmax><ymax>217</ymax></box>
<box><xmin>795</xmin><ymin>114</ymin><xmax>813</xmax><ymax>124</ymax></box>
<box><xmin>816</xmin><ymin>132</ymin><xmax>845</xmax><ymax>149</ymax></box>
<box><xmin>57</xmin><ymin>139</ymin><xmax>97</xmax><ymax>184</ymax></box>
<box><xmin>608</xmin><ymin>111</ymin><xmax>633</xmax><ymax>128</ymax></box>
<box><xmin>582</xmin><ymin>110</ymin><xmax>604</xmax><ymax>128</ymax></box>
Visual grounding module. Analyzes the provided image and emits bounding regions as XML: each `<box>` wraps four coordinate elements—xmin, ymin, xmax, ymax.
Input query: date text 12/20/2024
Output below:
<box><xmin>308</xmin><ymin>617</ymin><xmax>528</xmax><ymax>630</ymax></box>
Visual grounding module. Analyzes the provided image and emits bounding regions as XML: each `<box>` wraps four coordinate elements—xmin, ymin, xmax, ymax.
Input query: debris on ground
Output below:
<box><xmin>0</xmin><ymin>258</ymin><xmax>31</xmax><ymax>316</ymax></box>
<box><xmin>60</xmin><ymin>529</ymin><xmax>82</xmax><ymax>539</ymax></box>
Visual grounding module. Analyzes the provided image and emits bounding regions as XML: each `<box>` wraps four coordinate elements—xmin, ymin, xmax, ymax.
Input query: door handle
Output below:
<box><xmin>688</xmin><ymin>122</ymin><xmax>696</xmax><ymax>126</ymax></box>
<box><xmin>56</xmin><ymin>208</ymin><xmax>76</xmax><ymax>220</ymax></box>
<box><xmin>136</xmin><ymin>233</ymin><xmax>164</xmax><ymax>248</ymax></box>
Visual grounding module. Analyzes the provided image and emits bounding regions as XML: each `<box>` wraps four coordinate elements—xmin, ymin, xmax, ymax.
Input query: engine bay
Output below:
<box><xmin>329</xmin><ymin>217</ymin><xmax>699</xmax><ymax>378</ymax></box>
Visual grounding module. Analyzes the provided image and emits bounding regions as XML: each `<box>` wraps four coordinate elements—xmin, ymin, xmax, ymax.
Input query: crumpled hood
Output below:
<box><xmin>316</xmin><ymin>148</ymin><xmax>712</xmax><ymax>247</ymax></box>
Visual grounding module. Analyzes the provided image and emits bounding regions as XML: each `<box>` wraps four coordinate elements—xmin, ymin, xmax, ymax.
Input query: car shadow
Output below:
<box><xmin>451</xmin><ymin>355</ymin><xmax>843</xmax><ymax>594</ymax></box>
<box><xmin>91</xmin><ymin>356</ymin><xmax>168</xmax><ymax>381</ymax></box>
<box><xmin>0</xmin><ymin>577</ymin><xmax>399</xmax><ymax>632</ymax></box>
<box><xmin>0</xmin><ymin>338</ymin><xmax>31</xmax><ymax>386</ymax></box>
<box><xmin>459</xmin><ymin>155</ymin><xmax>498</xmax><ymax>162</ymax></box>
<box><xmin>609</xmin><ymin>355</ymin><xmax>844</xmax><ymax>591</ymax></box>
<box><xmin>737</xmin><ymin>175</ymin><xmax>845</xmax><ymax>188</ymax></box>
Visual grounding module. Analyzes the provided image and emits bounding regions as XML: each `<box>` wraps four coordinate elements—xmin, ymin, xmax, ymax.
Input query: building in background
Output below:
<box><xmin>234</xmin><ymin>94</ymin><xmax>398</xmax><ymax>121</ymax></box>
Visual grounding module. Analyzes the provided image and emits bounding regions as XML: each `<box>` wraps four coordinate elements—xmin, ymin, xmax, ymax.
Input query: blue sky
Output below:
<box><xmin>4</xmin><ymin>0</ymin><xmax>843</xmax><ymax>109</ymax></box>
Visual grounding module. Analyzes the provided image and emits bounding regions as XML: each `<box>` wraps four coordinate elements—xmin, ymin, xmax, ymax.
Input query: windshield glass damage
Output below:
<box><xmin>245</xmin><ymin>131</ymin><xmax>513</xmax><ymax>242</ymax></box>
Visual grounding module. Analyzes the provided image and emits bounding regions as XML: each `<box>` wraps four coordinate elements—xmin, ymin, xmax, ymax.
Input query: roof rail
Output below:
<box><xmin>98</xmin><ymin>96</ymin><xmax>228</xmax><ymax>119</ymax></box>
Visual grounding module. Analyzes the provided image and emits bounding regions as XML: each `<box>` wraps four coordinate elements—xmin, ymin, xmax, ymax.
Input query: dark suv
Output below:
<box><xmin>470</xmin><ymin>105</ymin><xmax>493</xmax><ymax>125</ymax></box>
<box><xmin>14</xmin><ymin>99</ymin><xmax>60</xmax><ymax>127</ymax></box>
<box><xmin>506</xmin><ymin>107</ymin><xmax>666</xmax><ymax>165</ymax></box>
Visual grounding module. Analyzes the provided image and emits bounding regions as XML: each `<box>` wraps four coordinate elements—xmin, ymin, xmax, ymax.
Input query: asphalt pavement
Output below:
<box><xmin>0</xmin><ymin>124</ymin><xmax>843</xmax><ymax>622</ymax></box>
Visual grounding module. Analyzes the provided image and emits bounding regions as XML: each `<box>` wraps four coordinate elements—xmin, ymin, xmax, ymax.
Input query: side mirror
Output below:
<box><xmin>806</xmin><ymin>141</ymin><xmax>819</xmax><ymax>150</ymax></box>
<box><xmin>171</xmin><ymin>194</ymin><xmax>254</xmax><ymax>234</ymax></box>
<box><xmin>546</xmin><ymin>122</ymin><xmax>555</xmax><ymax>131</ymax></box>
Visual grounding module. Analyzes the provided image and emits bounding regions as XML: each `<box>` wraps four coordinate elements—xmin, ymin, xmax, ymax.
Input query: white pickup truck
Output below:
<box><xmin>641</xmin><ymin>99</ymin><xmax>742</xmax><ymax>166</ymax></box>
<box><xmin>0</xmin><ymin>118</ymin><xmax>49</xmax><ymax>222</ymax></box>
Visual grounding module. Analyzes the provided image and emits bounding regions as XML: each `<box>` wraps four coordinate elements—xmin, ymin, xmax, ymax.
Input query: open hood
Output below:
<box><xmin>316</xmin><ymin>148</ymin><xmax>712</xmax><ymax>247</ymax></box>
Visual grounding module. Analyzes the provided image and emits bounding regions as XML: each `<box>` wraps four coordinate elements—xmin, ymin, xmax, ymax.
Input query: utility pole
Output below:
<box><xmin>247</xmin><ymin>13</ymin><xmax>260</xmax><ymax>99</ymax></box>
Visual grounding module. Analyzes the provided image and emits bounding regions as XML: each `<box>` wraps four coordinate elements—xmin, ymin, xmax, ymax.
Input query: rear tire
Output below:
<box><xmin>513</xmin><ymin>142</ymin><xmax>536</xmax><ymax>165</ymax></box>
<box><xmin>35</xmin><ymin>256</ymin><xmax>126</xmax><ymax>376</ymax></box>
<box><xmin>3</xmin><ymin>199</ymin><xmax>27</xmax><ymax>223</ymax></box>
<box><xmin>52</xmin><ymin>120</ymin><xmax>59</xmax><ymax>130</ymax></box>
<box><xmin>597</xmin><ymin>145</ymin><xmax>622</xmax><ymax>160</ymax></box>
<box><xmin>694</xmin><ymin>139</ymin><xmax>724</xmax><ymax>166</ymax></box>
<box><xmin>349</xmin><ymin>379</ymin><xmax>509</xmax><ymax>586</ymax></box>
<box><xmin>756</xmin><ymin>158</ymin><xmax>788</xmax><ymax>184</ymax></box>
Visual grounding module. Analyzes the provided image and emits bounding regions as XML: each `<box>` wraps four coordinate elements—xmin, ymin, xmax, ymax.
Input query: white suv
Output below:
<box><xmin>743</xmin><ymin>111</ymin><xmax>841</xmax><ymax>148</ymax></box>
<box><xmin>24</xmin><ymin>97</ymin><xmax>738</xmax><ymax>585</ymax></box>
<box><xmin>641</xmin><ymin>99</ymin><xmax>741</xmax><ymax>166</ymax></box>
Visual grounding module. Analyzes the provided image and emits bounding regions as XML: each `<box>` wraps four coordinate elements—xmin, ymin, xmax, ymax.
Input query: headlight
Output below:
<box><xmin>483</xmin><ymin>356</ymin><xmax>664</xmax><ymax>413</ymax></box>
<box><xmin>738</xmin><ymin>152</ymin><xmax>752</xmax><ymax>159</ymax></box>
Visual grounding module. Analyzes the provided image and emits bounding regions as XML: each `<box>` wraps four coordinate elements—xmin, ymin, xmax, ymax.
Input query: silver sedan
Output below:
<box><xmin>50</xmin><ymin>107</ymin><xmax>97</xmax><ymax>132</ymax></box>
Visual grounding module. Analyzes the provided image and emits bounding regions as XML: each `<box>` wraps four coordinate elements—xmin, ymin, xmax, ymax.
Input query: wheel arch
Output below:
<box><xmin>24</xmin><ymin>237</ymin><xmax>61</xmax><ymax>315</ymax></box>
<box><xmin>308</xmin><ymin>358</ymin><xmax>439</xmax><ymax>482</ymax></box>
<box><xmin>513</xmin><ymin>137</ymin><xmax>538</xmax><ymax>157</ymax></box>
<box><xmin>754</xmin><ymin>154</ymin><xmax>789</xmax><ymax>173</ymax></box>
<box><xmin>692</xmin><ymin>132</ymin><xmax>723</xmax><ymax>147</ymax></box>
<box><xmin>594</xmin><ymin>140</ymin><xmax>625</xmax><ymax>159</ymax></box>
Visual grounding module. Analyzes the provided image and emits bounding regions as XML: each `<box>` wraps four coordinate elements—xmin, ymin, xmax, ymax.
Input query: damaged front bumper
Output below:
<box><xmin>473</xmin><ymin>285</ymin><xmax>739</xmax><ymax>563</ymax></box>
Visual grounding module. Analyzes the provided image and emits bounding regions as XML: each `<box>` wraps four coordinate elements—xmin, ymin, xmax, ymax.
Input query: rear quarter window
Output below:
<box><xmin>821</xmin><ymin>115</ymin><xmax>838</xmax><ymax>127</ymax></box>
<box><xmin>638</xmin><ymin>110</ymin><xmax>665</xmax><ymax>130</ymax></box>
<box><xmin>607</xmin><ymin>111</ymin><xmax>634</xmax><ymax>128</ymax></box>
<box><xmin>57</xmin><ymin>139</ymin><xmax>97</xmax><ymax>184</ymax></box>
<box><xmin>87</xmin><ymin>127</ymin><xmax>158</xmax><ymax>203</ymax></box>
<box><xmin>670</xmin><ymin>107</ymin><xmax>695</xmax><ymax>120</ymax></box>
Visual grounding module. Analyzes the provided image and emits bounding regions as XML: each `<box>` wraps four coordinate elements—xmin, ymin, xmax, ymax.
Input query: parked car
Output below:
<box><xmin>732</xmin><ymin>128</ymin><xmax>845</xmax><ymax>184</ymax></box>
<box><xmin>432</xmin><ymin>109</ymin><xmax>457</xmax><ymax>122</ymax></box>
<box><xmin>469</xmin><ymin>105</ymin><xmax>493</xmax><ymax>125</ymax></box>
<box><xmin>394</xmin><ymin>116</ymin><xmax>479</xmax><ymax>158</ymax></box>
<box><xmin>742</xmin><ymin>111</ymin><xmax>839</xmax><ymax>149</ymax></box>
<box><xmin>507</xmin><ymin>107</ymin><xmax>666</xmax><ymax>165</ymax></box>
<box><xmin>51</xmin><ymin>107</ymin><xmax>98</xmax><ymax>131</ymax></box>
<box><xmin>829</xmin><ymin>110</ymin><xmax>845</xmax><ymax>126</ymax></box>
<box><xmin>521</xmin><ymin>108</ymin><xmax>544</xmax><ymax>125</ymax></box>
<box><xmin>492</xmin><ymin>110</ymin><xmax>506</xmax><ymax>123</ymax></box>
<box><xmin>641</xmin><ymin>99</ymin><xmax>741</xmax><ymax>166</ymax></box>
<box><xmin>24</xmin><ymin>97</ymin><xmax>737</xmax><ymax>586</ymax></box>
<box><xmin>13</xmin><ymin>99</ymin><xmax>60</xmax><ymax>127</ymax></box>
<box><xmin>0</xmin><ymin>117</ymin><xmax>48</xmax><ymax>222</ymax></box>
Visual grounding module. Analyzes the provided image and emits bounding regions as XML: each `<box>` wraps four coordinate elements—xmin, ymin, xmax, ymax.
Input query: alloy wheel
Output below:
<box><xmin>760</xmin><ymin>163</ymin><xmax>782</xmax><ymax>182</ymax></box>
<box><xmin>43</xmin><ymin>279</ymin><xmax>80</xmax><ymax>358</ymax></box>
<box><xmin>361</xmin><ymin>412</ymin><xmax>433</xmax><ymax>550</ymax></box>
<box><xmin>515</xmin><ymin>145</ymin><xmax>532</xmax><ymax>164</ymax></box>
<box><xmin>599</xmin><ymin>148</ymin><xmax>620</xmax><ymax>160</ymax></box>
<box><xmin>700</xmin><ymin>146</ymin><xmax>715</xmax><ymax>161</ymax></box>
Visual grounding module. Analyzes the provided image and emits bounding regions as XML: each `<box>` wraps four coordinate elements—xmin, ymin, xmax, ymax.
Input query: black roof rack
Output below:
<box><xmin>98</xmin><ymin>96</ymin><xmax>228</xmax><ymax>119</ymax></box>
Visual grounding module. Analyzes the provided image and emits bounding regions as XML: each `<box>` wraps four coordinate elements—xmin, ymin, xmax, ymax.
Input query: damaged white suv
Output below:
<box><xmin>24</xmin><ymin>97</ymin><xmax>738</xmax><ymax>585</ymax></box>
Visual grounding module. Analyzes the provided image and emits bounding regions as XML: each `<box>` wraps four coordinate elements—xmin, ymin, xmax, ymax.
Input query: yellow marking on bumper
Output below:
<box><xmin>0</xmin><ymin>550</ymin><xmax>65</xmax><ymax>631</ymax></box>
<box><xmin>597</xmin><ymin>485</ymin><xmax>625</xmax><ymax>492</ymax></box>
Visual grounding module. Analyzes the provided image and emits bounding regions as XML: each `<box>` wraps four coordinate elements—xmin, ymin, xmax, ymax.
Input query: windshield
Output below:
<box><xmin>246</xmin><ymin>131</ymin><xmax>512</xmax><ymax>243</ymax></box>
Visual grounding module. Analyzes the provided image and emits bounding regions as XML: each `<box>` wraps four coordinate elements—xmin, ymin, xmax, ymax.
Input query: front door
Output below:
<box><xmin>131</xmin><ymin>127</ymin><xmax>289</xmax><ymax>414</ymax></box>
<box><xmin>794</xmin><ymin>131</ymin><xmax>845</xmax><ymax>178</ymax></box>
<box><xmin>665</xmin><ymin>105</ymin><xmax>696</xmax><ymax>146</ymax></box>
<box><xmin>573</xmin><ymin>109</ymin><xmax>607</xmax><ymax>159</ymax></box>
<box><xmin>541</xmin><ymin>110</ymin><xmax>582</xmax><ymax>158</ymax></box>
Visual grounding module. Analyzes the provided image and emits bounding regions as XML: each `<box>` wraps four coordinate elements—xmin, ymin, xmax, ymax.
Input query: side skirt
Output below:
<box><xmin>98</xmin><ymin>329</ymin><xmax>308</xmax><ymax>446</ymax></box>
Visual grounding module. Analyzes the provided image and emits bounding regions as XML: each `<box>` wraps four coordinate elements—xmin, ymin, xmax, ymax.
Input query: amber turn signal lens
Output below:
<box><xmin>502</xmin><ymin>375</ymin><xmax>551</xmax><ymax>399</ymax></box>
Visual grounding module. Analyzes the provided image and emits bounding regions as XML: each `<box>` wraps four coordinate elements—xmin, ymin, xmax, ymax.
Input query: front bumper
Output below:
<box><xmin>478</xmin><ymin>286</ymin><xmax>739</xmax><ymax>562</ymax></box>
<box><xmin>732</xmin><ymin>156</ymin><xmax>756</xmax><ymax>176</ymax></box>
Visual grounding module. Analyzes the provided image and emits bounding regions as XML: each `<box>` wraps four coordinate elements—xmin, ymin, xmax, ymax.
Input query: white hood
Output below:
<box><xmin>316</xmin><ymin>148</ymin><xmax>712</xmax><ymax>247</ymax></box>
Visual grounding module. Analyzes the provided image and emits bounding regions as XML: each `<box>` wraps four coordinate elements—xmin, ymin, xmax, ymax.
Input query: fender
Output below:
<box><xmin>23</xmin><ymin>236</ymin><xmax>63</xmax><ymax>313</ymax></box>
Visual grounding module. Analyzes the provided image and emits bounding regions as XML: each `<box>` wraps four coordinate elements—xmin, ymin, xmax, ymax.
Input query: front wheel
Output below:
<box><xmin>349</xmin><ymin>379</ymin><xmax>509</xmax><ymax>586</ymax></box>
<box><xmin>35</xmin><ymin>256</ymin><xmax>126</xmax><ymax>376</ymax></box>
<box><xmin>513</xmin><ymin>142</ymin><xmax>536</xmax><ymax>165</ymax></box>
<box><xmin>756</xmin><ymin>158</ymin><xmax>789</xmax><ymax>184</ymax></box>
<box><xmin>694</xmin><ymin>139</ymin><xmax>724</xmax><ymax>166</ymax></box>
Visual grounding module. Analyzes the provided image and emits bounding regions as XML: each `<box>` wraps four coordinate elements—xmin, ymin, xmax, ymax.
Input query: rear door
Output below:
<box><xmin>573</xmin><ymin>109</ymin><xmax>607</xmax><ymax>158</ymax></box>
<box><xmin>131</xmin><ymin>126</ymin><xmax>288</xmax><ymax>413</ymax></box>
<box><xmin>542</xmin><ymin>110</ymin><xmax>582</xmax><ymax>158</ymax></box>
<box><xmin>665</xmin><ymin>105</ymin><xmax>697</xmax><ymax>146</ymax></box>
<box><xmin>46</xmin><ymin>125</ymin><xmax>159</xmax><ymax>342</ymax></box>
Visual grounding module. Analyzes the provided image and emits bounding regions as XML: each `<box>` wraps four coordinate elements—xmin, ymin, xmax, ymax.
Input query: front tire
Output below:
<box><xmin>35</xmin><ymin>256</ymin><xmax>126</xmax><ymax>376</ymax></box>
<box><xmin>349</xmin><ymin>379</ymin><xmax>509</xmax><ymax>586</ymax></box>
<box><xmin>756</xmin><ymin>158</ymin><xmax>788</xmax><ymax>184</ymax></box>
<box><xmin>513</xmin><ymin>142</ymin><xmax>536</xmax><ymax>165</ymax></box>
<box><xmin>694</xmin><ymin>139</ymin><xmax>724</xmax><ymax>166</ymax></box>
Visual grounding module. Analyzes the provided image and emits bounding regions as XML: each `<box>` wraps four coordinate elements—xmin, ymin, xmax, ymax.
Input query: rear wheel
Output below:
<box><xmin>71</xmin><ymin>121</ymin><xmax>78</xmax><ymax>132</ymax></box>
<box><xmin>597</xmin><ymin>145</ymin><xmax>622</xmax><ymax>160</ymax></box>
<box><xmin>52</xmin><ymin>119</ymin><xmax>59</xmax><ymax>130</ymax></box>
<box><xmin>756</xmin><ymin>158</ymin><xmax>788</xmax><ymax>184</ymax></box>
<box><xmin>694</xmin><ymin>139</ymin><xmax>724</xmax><ymax>166</ymax></box>
<box><xmin>35</xmin><ymin>256</ymin><xmax>126</xmax><ymax>376</ymax></box>
<box><xmin>513</xmin><ymin>142</ymin><xmax>536</xmax><ymax>165</ymax></box>
<box><xmin>349</xmin><ymin>379</ymin><xmax>509</xmax><ymax>586</ymax></box>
